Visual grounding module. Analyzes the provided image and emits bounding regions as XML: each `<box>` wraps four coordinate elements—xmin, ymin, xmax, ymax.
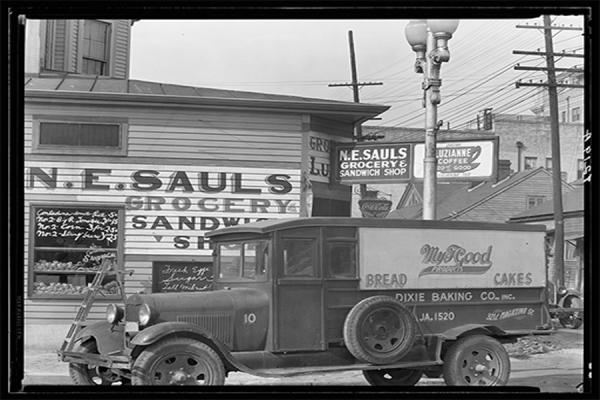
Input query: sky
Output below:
<box><xmin>129</xmin><ymin>15</ymin><xmax>585</xmax><ymax>129</ymax></box>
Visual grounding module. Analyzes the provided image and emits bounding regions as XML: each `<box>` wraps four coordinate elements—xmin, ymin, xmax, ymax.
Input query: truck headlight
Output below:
<box><xmin>138</xmin><ymin>303</ymin><xmax>153</xmax><ymax>326</ymax></box>
<box><xmin>558</xmin><ymin>287</ymin><xmax>568</xmax><ymax>295</ymax></box>
<box><xmin>106</xmin><ymin>304</ymin><xmax>124</xmax><ymax>324</ymax></box>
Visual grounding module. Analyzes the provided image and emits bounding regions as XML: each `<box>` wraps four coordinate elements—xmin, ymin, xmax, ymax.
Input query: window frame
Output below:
<box><xmin>281</xmin><ymin>237</ymin><xmax>318</xmax><ymax>278</ymax></box>
<box><xmin>216</xmin><ymin>240</ymin><xmax>269</xmax><ymax>283</ymax></box>
<box><xmin>28</xmin><ymin>203</ymin><xmax>125</xmax><ymax>299</ymax></box>
<box><xmin>32</xmin><ymin>116</ymin><xmax>128</xmax><ymax>156</ymax></box>
<box><xmin>572</xmin><ymin>107</ymin><xmax>581</xmax><ymax>122</ymax></box>
<box><xmin>325</xmin><ymin>240</ymin><xmax>357</xmax><ymax>279</ymax></box>
<box><xmin>80</xmin><ymin>19</ymin><xmax>113</xmax><ymax>77</ymax></box>
<box><xmin>524</xmin><ymin>156</ymin><xmax>537</xmax><ymax>170</ymax></box>
<box><xmin>526</xmin><ymin>195</ymin><xmax>546</xmax><ymax>209</ymax></box>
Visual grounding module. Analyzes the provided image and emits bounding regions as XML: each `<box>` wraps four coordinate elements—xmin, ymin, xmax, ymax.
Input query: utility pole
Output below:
<box><xmin>513</xmin><ymin>17</ymin><xmax>583</xmax><ymax>288</ymax></box>
<box><xmin>329</xmin><ymin>30</ymin><xmax>383</xmax><ymax>198</ymax></box>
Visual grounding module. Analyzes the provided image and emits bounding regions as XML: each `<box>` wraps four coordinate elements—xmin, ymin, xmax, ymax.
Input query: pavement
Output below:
<box><xmin>17</xmin><ymin>328</ymin><xmax>585</xmax><ymax>392</ymax></box>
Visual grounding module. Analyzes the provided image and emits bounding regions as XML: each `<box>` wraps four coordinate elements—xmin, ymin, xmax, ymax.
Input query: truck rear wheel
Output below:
<box><xmin>131</xmin><ymin>337</ymin><xmax>225</xmax><ymax>385</ymax></box>
<box><xmin>363</xmin><ymin>368</ymin><xmax>423</xmax><ymax>386</ymax></box>
<box><xmin>442</xmin><ymin>335</ymin><xmax>510</xmax><ymax>386</ymax></box>
<box><xmin>343</xmin><ymin>296</ymin><xmax>417</xmax><ymax>364</ymax></box>
<box><xmin>69</xmin><ymin>340</ymin><xmax>129</xmax><ymax>385</ymax></box>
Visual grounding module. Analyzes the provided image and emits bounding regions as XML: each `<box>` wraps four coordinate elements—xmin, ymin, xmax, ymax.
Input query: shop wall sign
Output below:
<box><xmin>152</xmin><ymin>261</ymin><xmax>213</xmax><ymax>292</ymax></box>
<box><xmin>413</xmin><ymin>138</ymin><xmax>498</xmax><ymax>181</ymax></box>
<box><xmin>334</xmin><ymin>142</ymin><xmax>412</xmax><ymax>184</ymax></box>
<box><xmin>26</xmin><ymin>162</ymin><xmax>301</xmax><ymax>256</ymax></box>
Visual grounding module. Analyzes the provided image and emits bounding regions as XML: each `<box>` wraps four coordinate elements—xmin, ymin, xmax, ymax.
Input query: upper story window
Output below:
<box><xmin>577</xmin><ymin>159</ymin><xmax>585</xmax><ymax>179</ymax></box>
<box><xmin>524</xmin><ymin>156</ymin><xmax>537</xmax><ymax>170</ymax></box>
<box><xmin>572</xmin><ymin>107</ymin><xmax>581</xmax><ymax>122</ymax></box>
<box><xmin>82</xmin><ymin>20</ymin><xmax>111</xmax><ymax>76</ymax></box>
<box><xmin>33</xmin><ymin>118</ymin><xmax>127</xmax><ymax>156</ymax></box>
<box><xmin>545</xmin><ymin>157</ymin><xmax>553</xmax><ymax>172</ymax></box>
<box><xmin>527</xmin><ymin>195</ymin><xmax>546</xmax><ymax>209</ymax></box>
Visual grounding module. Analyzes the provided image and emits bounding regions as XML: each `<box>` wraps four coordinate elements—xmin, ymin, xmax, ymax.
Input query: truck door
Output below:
<box><xmin>274</xmin><ymin>228</ymin><xmax>325</xmax><ymax>351</ymax></box>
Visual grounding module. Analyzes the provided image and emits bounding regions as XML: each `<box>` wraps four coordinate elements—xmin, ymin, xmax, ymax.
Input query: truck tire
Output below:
<box><xmin>343</xmin><ymin>296</ymin><xmax>417</xmax><ymax>364</ymax></box>
<box><xmin>69</xmin><ymin>340</ymin><xmax>128</xmax><ymax>385</ymax></box>
<box><xmin>363</xmin><ymin>368</ymin><xmax>423</xmax><ymax>386</ymax></box>
<box><xmin>558</xmin><ymin>295</ymin><xmax>583</xmax><ymax>329</ymax></box>
<box><xmin>131</xmin><ymin>337</ymin><xmax>225</xmax><ymax>385</ymax></box>
<box><xmin>442</xmin><ymin>335</ymin><xmax>510</xmax><ymax>386</ymax></box>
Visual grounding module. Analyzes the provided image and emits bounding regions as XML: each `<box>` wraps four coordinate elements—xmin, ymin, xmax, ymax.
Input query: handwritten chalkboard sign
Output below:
<box><xmin>152</xmin><ymin>261</ymin><xmax>214</xmax><ymax>293</ymax></box>
<box><xmin>35</xmin><ymin>207</ymin><xmax>119</xmax><ymax>248</ymax></box>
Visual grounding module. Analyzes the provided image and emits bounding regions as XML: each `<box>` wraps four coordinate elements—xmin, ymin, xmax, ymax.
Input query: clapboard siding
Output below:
<box><xmin>111</xmin><ymin>20</ymin><xmax>130</xmax><ymax>79</ymax></box>
<box><xmin>310</xmin><ymin>115</ymin><xmax>354</xmax><ymax>138</ymax></box>
<box><xmin>26</xmin><ymin>105</ymin><xmax>304</xmax><ymax>134</ymax></box>
<box><xmin>455</xmin><ymin>171</ymin><xmax>562</xmax><ymax>223</ymax></box>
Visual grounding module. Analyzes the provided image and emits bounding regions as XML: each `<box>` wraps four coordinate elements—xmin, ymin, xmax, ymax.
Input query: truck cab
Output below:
<box><xmin>60</xmin><ymin>217</ymin><xmax>552</xmax><ymax>387</ymax></box>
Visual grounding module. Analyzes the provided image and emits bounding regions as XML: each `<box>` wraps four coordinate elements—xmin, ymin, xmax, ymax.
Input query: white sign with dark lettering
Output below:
<box><xmin>26</xmin><ymin>162</ymin><xmax>300</xmax><ymax>255</ymax></box>
<box><xmin>413</xmin><ymin>139</ymin><xmax>497</xmax><ymax>180</ymax></box>
<box><xmin>358</xmin><ymin>227</ymin><xmax>546</xmax><ymax>289</ymax></box>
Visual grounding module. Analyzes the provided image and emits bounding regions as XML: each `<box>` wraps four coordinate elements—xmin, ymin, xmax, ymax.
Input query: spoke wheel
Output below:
<box><xmin>363</xmin><ymin>368</ymin><xmax>423</xmax><ymax>386</ymax></box>
<box><xmin>69</xmin><ymin>340</ymin><xmax>130</xmax><ymax>385</ymax></box>
<box><xmin>344</xmin><ymin>296</ymin><xmax>417</xmax><ymax>364</ymax></box>
<box><xmin>443</xmin><ymin>335</ymin><xmax>510</xmax><ymax>386</ymax></box>
<box><xmin>132</xmin><ymin>338</ymin><xmax>225</xmax><ymax>386</ymax></box>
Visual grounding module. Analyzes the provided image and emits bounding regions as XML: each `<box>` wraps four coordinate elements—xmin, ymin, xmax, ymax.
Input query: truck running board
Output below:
<box><xmin>248</xmin><ymin>360</ymin><xmax>443</xmax><ymax>378</ymax></box>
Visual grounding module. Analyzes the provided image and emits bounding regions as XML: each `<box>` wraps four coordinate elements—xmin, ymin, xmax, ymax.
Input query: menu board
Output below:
<box><xmin>34</xmin><ymin>207</ymin><xmax>119</xmax><ymax>248</ymax></box>
<box><xmin>152</xmin><ymin>261</ymin><xmax>214</xmax><ymax>293</ymax></box>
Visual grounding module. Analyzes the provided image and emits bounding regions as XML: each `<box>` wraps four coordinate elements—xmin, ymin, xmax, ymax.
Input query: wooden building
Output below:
<box><xmin>24</xmin><ymin>76</ymin><xmax>387</xmax><ymax>324</ymax></box>
<box><xmin>508</xmin><ymin>186</ymin><xmax>585</xmax><ymax>292</ymax></box>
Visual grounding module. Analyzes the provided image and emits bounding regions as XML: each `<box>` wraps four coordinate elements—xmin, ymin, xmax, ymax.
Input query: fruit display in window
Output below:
<box><xmin>33</xmin><ymin>281</ymin><xmax>120</xmax><ymax>295</ymax></box>
<box><xmin>33</xmin><ymin>260</ymin><xmax>102</xmax><ymax>272</ymax></box>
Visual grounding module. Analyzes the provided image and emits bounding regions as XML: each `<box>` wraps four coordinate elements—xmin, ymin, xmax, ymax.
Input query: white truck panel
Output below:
<box><xmin>359</xmin><ymin>227</ymin><xmax>546</xmax><ymax>290</ymax></box>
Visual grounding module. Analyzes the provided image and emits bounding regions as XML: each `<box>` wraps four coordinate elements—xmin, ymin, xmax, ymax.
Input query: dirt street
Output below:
<box><xmin>18</xmin><ymin>329</ymin><xmax>584</xmax><ymax>393</ymax></box>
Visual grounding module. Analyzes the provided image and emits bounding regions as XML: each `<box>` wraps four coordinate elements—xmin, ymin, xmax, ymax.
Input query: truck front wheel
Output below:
<box><xmin>69</xmin><ymin>340</ymin><xmax>129</xmax><ymax>385</ymax></box>
<box><xmin>442</xmin><ymin>335</ymin><xmax>510</xmax><ymax>386</ymax></box>
<box><xmin>131</xmin><ymin>337</ymin><xmax>225</xmax><ymax>385</ymax></box>
<box><xmin>363</xmin><ymin>368</ymin><xmax>423</xmax><ymax>386</ymax></box>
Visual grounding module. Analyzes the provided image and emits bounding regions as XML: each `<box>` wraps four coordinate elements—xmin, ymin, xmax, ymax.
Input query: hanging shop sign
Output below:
<box><xmin>413</xmin><ymin>138</ymin><xmax>498</xmax><ymax>181</ymax></box>
<box><xmin>26</xmin><ymin>162</ymin><xmax>300</xmax><ymax>256</ymax></box>
<box><xmin>333</xmin><ymin>142</ymin><xmax>412</xmax><ymax>184</ymax></box>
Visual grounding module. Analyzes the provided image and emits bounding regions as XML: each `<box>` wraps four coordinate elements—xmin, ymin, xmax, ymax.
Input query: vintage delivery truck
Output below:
<box><xmin>59</xmin><ymin>218</ymin><xmax>552</xmax><ymax>387</ymax></box>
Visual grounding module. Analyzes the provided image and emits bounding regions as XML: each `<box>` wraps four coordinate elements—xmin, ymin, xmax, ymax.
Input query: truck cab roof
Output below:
<box><xmin>205</xmin><ymin>217</ymin><xmax>547</xmax><ymax>240</ymax></box>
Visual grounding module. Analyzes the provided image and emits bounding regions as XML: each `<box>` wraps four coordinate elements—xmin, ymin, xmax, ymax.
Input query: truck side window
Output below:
<box><xmin>282</xmin><ymin>239</ymin><xmax>315</xmax><ymax>277</ymax></box>
<box><xmin>243</xmin><ymin>241</ymin><xmax>268</xmax><ymax>279</ymax></box>
<box><xmin>327</xmin><ymin>242</ymin><xmax>356</xmax><ymax>278</ymax></box>
<box><xmin>219</xmin><ymin>243</ymin><xmax>242</xmax><ymax>279</ymax></box>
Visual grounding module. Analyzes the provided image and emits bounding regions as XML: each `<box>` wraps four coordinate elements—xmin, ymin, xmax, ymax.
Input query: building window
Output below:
<box><xmin>577</xmin><ymin>159</ymin><xmax>585</xmax><ymax>179</ymax></box>
<box><xmin>545</xmin><ymin>157</ymin><xmax>552</xmax><ymax>172</ymax></box>
<box><xmin>30</xmin><ymin>206</ymin><xmax>122</xmax><ymax>298</ymax></box>
<box><xmin>33</xmin><ymin>118</ymin><xmax>127</xmax><ymax>155</ymax></box>
<box><xmin>82</xmin><ymin>20</ymin><xmax>111</xmax><ymax>76</ymax></box>
<box><xmin>406</xmin><ymin>191</ymin><xmax>421</xmax><ymax>207</ymax></box>
<box><xmin>572</xmin><ymin>107</ymin><xmax>581</xmax><ymax>122</ymax></box>
<box><xmin>561</xmin><ymin>111</ymin><xmax>566</xmax><ymax>122</ymax></box>
<box><xmin>527</xmin><ymin>195</ymin><xmax>546</xmax><ymax>209</ymax></box>
<box><xmin>524</xmin><ymin>156</ymin><xmax>537</xmax><ymax>170</ymax></box>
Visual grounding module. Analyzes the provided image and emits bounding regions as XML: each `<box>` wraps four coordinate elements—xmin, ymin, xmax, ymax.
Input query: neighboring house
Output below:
<box><xmin>389</xmin><ymin>166</ymin><xmax>575</xmax><ymax>223</ymax></box>
<box><xmin>508</xmin><ymin>186</ymin><xmax>585</xmax><ymax>293</ymax></box>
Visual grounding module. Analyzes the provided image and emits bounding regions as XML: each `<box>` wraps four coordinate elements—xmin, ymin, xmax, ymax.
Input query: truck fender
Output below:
<box><xmin>130</xmin><ymin>321</ymin><xmax>248</xmax><ymax>373</ymax></box>
<box><xmin>440</xmin><ymin>323</ymin><xmax>507</xmax><ymax>341</ymax></box>
<box><xmin>74</xmin><ymin>321</ymin><xmax>125</xmax><ymax>355</ymax></box>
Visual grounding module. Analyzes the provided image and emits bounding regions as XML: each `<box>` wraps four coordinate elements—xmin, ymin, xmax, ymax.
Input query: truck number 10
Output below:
<box><xmin>243</xmin><ymin>313</ymin><xmax>257</xmax><ymax>324</ymax></box>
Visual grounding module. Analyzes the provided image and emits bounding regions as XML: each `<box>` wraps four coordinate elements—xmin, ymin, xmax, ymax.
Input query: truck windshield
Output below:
<box><xmin>218</xmin><ymin>241</ymin><xmax>269</xmax><ymax>281</ymax></box>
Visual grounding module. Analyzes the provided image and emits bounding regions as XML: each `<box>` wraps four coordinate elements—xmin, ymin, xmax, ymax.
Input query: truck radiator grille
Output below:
<box><xmin>176</xmin><ymin>313</ymin><xmax>233</xmax><ymax>347</ymax></box>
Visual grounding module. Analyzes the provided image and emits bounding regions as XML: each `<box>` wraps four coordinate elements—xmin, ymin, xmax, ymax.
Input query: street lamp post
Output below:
<box><xmin>405</xmin><ymin>19</ymin><xmax>459</xmax><ymax>220</ymax></box>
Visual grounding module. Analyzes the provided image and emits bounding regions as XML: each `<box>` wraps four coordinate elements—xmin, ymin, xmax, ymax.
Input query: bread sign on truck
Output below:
<box><xmin>58</xmin><ymin>217</ymin><xmax>552</xmax><ymax>387</ymax></box>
